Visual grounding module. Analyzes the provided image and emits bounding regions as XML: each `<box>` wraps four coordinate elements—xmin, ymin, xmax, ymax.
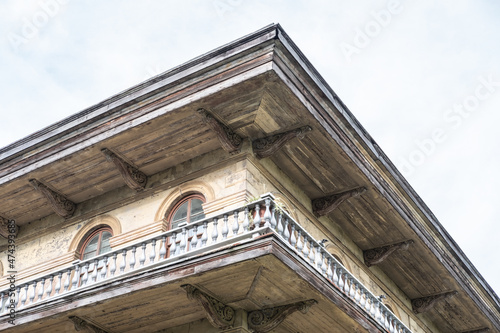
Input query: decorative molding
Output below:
<box><xmin>312</xmin><ymin>187</ymin><xmax>366</xmax><ymax>217</ymax></box>
<box><xmin>102</xmin><ymin>148</ymin><xmax>147</xmax><ymax>191</ymax></box>
<box><xmin>198</xmin><ymin>108</ymin><xmax>242</xmax><ymax>154</ymax></box>
<box><xmin>182</xmin><ymin>284</ymin><xmax>235</xmax><ymax>329</ymax></box>
<box><xmin>363</xmin><ymin>240</ymin><xmax>414</xmax><ymax>267</ymax></box>
<box><xmin>69</xmin><ymin>316</ymin><xmax>109</xmax><ymax>333</ymax></box>
<box><xmin>252</xmin><ymin>126</ymin><xmax>312</xmax><ymax>159</ymax></box>
<box><xmin>247</xmin><ymin>299</ymin><xmax>317</xmax><ymax>333</ymax></box>
<box><xmin>29</xmin><ymin>179</ymin><xmax>76</xmax><ymax>218</ymax></box>
<box><xmin>412</xmin><ymin>291</ymin><xmax>458</xmax><ymax>314</ymax></box>
<box><xmin>0</xmin><ymin>216</ymin><xmax>17</xmax><ymax>239</ymax></box>
<box><xmin>461</xmin><ymin>328</ymin><xmax>490</xmax><ymax>333</ymax></box>
<box><xmin>202</xmin><ymin>190</ymin><xmax>251</xmax><ymax>217</ymax></box>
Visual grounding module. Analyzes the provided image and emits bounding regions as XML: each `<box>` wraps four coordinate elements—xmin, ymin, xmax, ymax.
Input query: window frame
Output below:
<box><xmin>80</xmin><ymin>226</ymin><xmax>113</xmax><ymax>261</ymax></box>
<box><xmin>166</xmin><ymin>193</ymin><xmax>206</xmax><ymax>230</ymax></box>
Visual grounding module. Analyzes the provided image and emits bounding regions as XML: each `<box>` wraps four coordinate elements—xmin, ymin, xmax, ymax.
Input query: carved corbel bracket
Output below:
<box><xmin>69</xmin><ymin>316</ymin><xmax>109</xmax><ymax>333</ymax></box>
<box><xmin>0</xmin><ymin>216</ymin><xmax>18</xmax><ymax>239</ymax></box>
<box><xmin>461</xmin><ymin>328</ymin><xmax>490</xmax><ymax>333</ymax></box>
<box><xmin>181</xmin><ymin>284</ymin><xmax>235</xmax><ymax>329</ymax></box>
<box><xmin>312</xmin><ymin>187</ymin><xmax>366</xmax><ymax>217</ymax></box>
<box><xmin>29</xmin><ymin>179</ymin><xmax>76</xmax><ymax>218</ymax></box>
<box><xmin>101</xmin><ymin>148</ymin><xmax>147</xmax><ymax>191</ymax></box>
<box><xmin>198</xmin><ymin>108</ymin><xmax>242</xmax><ymax>154</ymax></box>
<box><xmin>363</xmin><ymin>240</ymin><xmax>414</xmax><ymax>267</ymax></box>
<box><xmin>248</xmin><ymin>299</ymin><xmax>317</xmax><ymax>333</ymax></box>
<box><xmin>411</xmin><ymin>291</ymin><xmax>458</xmax><ymax>314</ymax></box>
<box><xmin>252</xmin><ymin>126</ymin><xmax>312</xmax><ymax>159</ymax></box>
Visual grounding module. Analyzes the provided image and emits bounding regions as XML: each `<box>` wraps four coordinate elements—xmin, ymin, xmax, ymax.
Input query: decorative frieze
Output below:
<box><xmin>247</xmin><ymin>299</ymin><xmax>317</xmax><ymax>333</ymax></box>
<box><xmin>411</xmin><ymin>291</ymin><xmax>458</xmax><ymax>314</ymax></box>
<box><xmin>101</xmin><ymin>148</ymin><xmax>147</xmax><ymax>191</ymax></box>
<box><xmin>29</xmin><ymin>179</ymin><xmax>76</xmax><ymax>218</ymax></box>
<box><xmin>0</xmin><ymin>216</ymin><xmax>17</xmax><ymax>239</ymax></box>
<box><xmin>69</xmin><ymin>316</ymin><xmax>109</xmax><ymax>333</ymax></box>
<box><xmin>461</xmin><ymin>328</ymin><xmax>490</xmax><ymax>333</ymax></box>
<box><xmin>182</xmin><ymin>284</ymin><xmax>235</xmax><ymax>329</ymax></box>
<box><xmin>198</xmin><ymin>108</ymin><xmax>242</xmax><ymax>154</ymax></box>
<box><xmin>363</xmin><ymin>240</ymin><xmax>414</xmax><ymax>267</ymax></box>
<box><xmin>252</xmin><ymin>126</ymin><xmax>312</xmax><ymax>159</ymax></box>
<box><xmin>312</xmin><ymin>187</ymin><xmax>366</xmax><ymax>217</ymax></box>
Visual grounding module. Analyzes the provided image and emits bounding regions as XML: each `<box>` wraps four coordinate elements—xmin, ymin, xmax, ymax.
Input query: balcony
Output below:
<box><xmin>0</xmin><ymin>194</ymin><xmax>411</xmax><ymax>332</ymax></box>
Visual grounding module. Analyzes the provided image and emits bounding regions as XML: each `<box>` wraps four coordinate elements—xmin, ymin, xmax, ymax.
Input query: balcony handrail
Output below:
<box><xmin>0</xmin><ymin>193</ymin><xmax>412</xmax><ymax>333</ymax></box>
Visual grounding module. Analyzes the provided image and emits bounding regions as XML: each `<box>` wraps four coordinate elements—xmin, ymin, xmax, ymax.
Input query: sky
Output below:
<box><xmin>1</xmin><ymin>0</ymin><xmax>499</xmax><ymax>297</ymax></box>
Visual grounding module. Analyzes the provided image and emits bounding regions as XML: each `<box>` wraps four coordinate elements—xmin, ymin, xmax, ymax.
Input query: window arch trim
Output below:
<box><xmin>68</xmin><ymin>215</ymin><xmax>122</xmax><ymax>257</ymax></box>
<box><xmin>80</xmin><ymin>226</ymin><xmax>113</xmax><ymax>260</ymax></box>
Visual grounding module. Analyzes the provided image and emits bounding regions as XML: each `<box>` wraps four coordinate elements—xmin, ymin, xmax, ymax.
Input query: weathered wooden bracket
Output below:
<box><xmin>461</xmin><ymin>328</ymin><xmax>490</xmax><ymax>333</ymax></box>
<box><xmin>182</xmin><ymin>284</ymin><xmax>235</xmax><ymax>329</ymax></box>
<box><xmin>0</xmin><ymin>216</ymin><xmax>18</xmax><ymax>239</ymax></box>
<box><xmin>29</xmin><ymin>179</ymin><xmax>76</xmax><ymax>218</ymax></box>
<box><xmin>101</xmin><ymin>148</ymin><xmax>147</xmax><ymax>191</ymax></box>
<box><xmin>69</xmin><ymin>316</ymin><xmax>109</xmax><ymax>333</ymax></box>
<box><xmin>411</xmin><ymin>291</ymin><xmax>458</xmax><ymax>314</ymax></box>
<box><xmin>312</xmin><ymin>187</ymin><xmax>367</xmax><ymax>217</ymax></box>
<box><xmin>198</xmin><ymin>108</ymin><xmax>242</xmax><ymax>154</ymax></box>
<box><xmin>252</xmin><ymin>126</ymin><xmax>312</xmax><ymax>159</ymax></box>
<box><xmin>247</xmin><ymin>299</ymin><xmax>317</xmax><ymax>333</ymax></box>
<box><xmin>363</xmin><ymin>240</ymin><xmax>414</xmax><ymax>267</ymax></box>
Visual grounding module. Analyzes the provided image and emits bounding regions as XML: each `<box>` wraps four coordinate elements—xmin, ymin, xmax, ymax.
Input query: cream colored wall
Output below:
<box><xmin>0</xmin><ymin>153</ymin><xmax>436</xmax><ymax>332</ymax></box>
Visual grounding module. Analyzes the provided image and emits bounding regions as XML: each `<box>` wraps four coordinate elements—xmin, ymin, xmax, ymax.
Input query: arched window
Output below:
<box><xmin>80</xmin><ymin>227</ymin><xmax>113</xmax><ymax>260</ymax></box>
<box><xmin>167</xmin><ymin>194</ymin><xmax>206</xmax><ymax>230</ymax></box>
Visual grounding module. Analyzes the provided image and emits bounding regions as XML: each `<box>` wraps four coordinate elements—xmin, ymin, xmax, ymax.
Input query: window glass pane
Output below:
<box><xmin>172</xmin><ymin>202</ymin><xmax>188</xmax><ymax>223</ymax></box>
<box><xmin>99</xmin><ymin>231</ymin><xmax>112</xmax><ymax>255</ymax></box>
<box><xmin>83</xmin><ymin>234</ymin><xmax>100</xmax><ymax>260</ymax></box>
<box><xmin>190</xmin><ymin>198</ymin><xmax>205</xmax><ymax>223</ymax></box>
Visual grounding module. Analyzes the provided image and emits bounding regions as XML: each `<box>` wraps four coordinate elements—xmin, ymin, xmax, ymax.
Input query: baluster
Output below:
<box><xmin>337</xmin><ymin>269</ymin><xmax>344</xmax><ymax>290</ymax></box>
<box><xmin>139</xmin><ymin>243</ymin><xmax>147</xmax><ymax>267</ymax></box>
<box><xmin>232</xmin><ymin>210</ymin><xmax>240</xmax><ymax>235</ymax></box>
<box><xmin>290</xmin><ymin>223</ymin><xmax>297</xmax><ymax>248</ymax></box>
<box><xmin>0</xmin><ymin>293</ymin><xmax>5</xmax><ymax>313</ymax></box>
<box><xmin>212</xmin><ymin>218</ymin><xmax>219</xmax><ymax>242</ymax></box>
<box><xmin>253</xmin><ymin>204</ymin><xmax>261</xmax><ymax>227</ymax></box>
<box><xmin>263</xmin><ymin>198</ymin><xmax>271</xmax><ymax>227</ymax></box>
<box><xmin>150</xmin><ymin>239</ymin><xmax>157</xmax><ymax>263</ymax></box>
<box><xmin>332</xmin><ymin>263</ymin><xmax>338</xmax><ymax>285</ymax></box>
<box><xmin>170</xmin><ymin>233</ymin><xmax>177</xmax><ymax>256</ymax></box>
<box><xmin>46</xmin><ymin>275</ymin><xmax>53</xmax><ymax>298</ymax></box>
<box><xmin>315</xmin><ymin>246</ymin><xmax>322</xmax><ymax>269</ymax></box>
<box><xmin>389</xmin><ymin>316</ymin><xmax>395</xmax><ymax>333</ymax></box>
<box><xmin>359</xmin><ymin>289</ymin><xmax>366</xmax><ymax>307</ymax></box>
<box><xmin>190</xmin><ymin>225</ymin><xmax>198</xmax><ymax>249</ymax></box>
<box><xmin>270</xmin><ymin>207</ymin><xmax>277</xmax><ymax>230</ymax></box>
<box><xmin>101</xmin><ymin>256</ymin><xmax>108</xmax><ymax>280</ymax></box>
<box><xmin>296</xmin><ymin>230</ymin><xmax>303</xmax><ymax>253</ymax></box>
<box><xmin>349</xmin><ymin>279</ymin><xmax>356</xmax><ymax>298</ymax></box>
<box><xmin>366</xmin><ymin>295</ymin><xmax>372</xmax><ymax>313</ymax></box>
<box><xmin>55</xmin><ymin>272</ymin><xmax>62</xmax><ymax>295</ymax></box>
<box><xmin>201</xmin><ymin>222</ymin><xmax>208</xmax><ymax>247</ymax></box>
<box><xmin>370</xmin><ymin>297</ymin><xmax>377</xmax><ymax>316</ymax></box>
<box><xmin>72</xmin><ymin>265</ymin><xmax>80</xmax><ymax>290</ymax></box>
<box><xmin>321</xmin><ymin>252</ymin><xmax>327</xmax><ymax>276</ymax></box>
<box><xmin>179</xmin><ymin>229</ymin><xmax>187</xmax><ymax>254</ymax></box>
<box><xmin>384</xmin><ymin>311</ymin><xmax>390</xmax><ymax>330</ymax></box>
<box><xmin>120</xmin><ymin>249</ymin><xmax>127</xmax><ymax>273</ymax></box>
<box><xmin>38</xmin><ymin>278</ymin><xmax>45</xmax><ymax>301</ymax></box>
<box><xmin>64</xmin><ymin>268</ymin><xmax>71</xmax><ymax>291</ymax></box>
<box><xmin>343</xmin><ymin>274</ymin><xmax>349</xmax><ymax>294</ymax></box>
<box><xmin>91</xmin><ymin>259</ymin><xmax>99</xmax><ymax>283</ymax></box>
<box><xmin>222</xmin><ymin>215</ymin><xmax>229</xmax><ymax>240</ymax></box>
<box><xmin>21</xmin><ymin>284</ymin><xmax>28</xmax><ymax>306</ymax></box>
<box><xmin>355</xmin><ymin>284</ymin><xmax>361</xmax><ymax>303</ymax></box>
<box><xmin>242</xmin><ymin>208</ymin><xmax>249</xmax><ymax>232</ymax></box>
<box><xmin>277</xmin><ymin>211</ymin><xmax>284</xmax><ymax>236</ymax></box>
<box><xmin>283</xmin><ymin>218</ymin><xmax>290</xmax><ymax>242</ymax></box>
<box><xmin>130</xmin><ymin>246</ymin><xmax>137</xmax><ymax>269</ymax></box>
<box><xmin>308</xmin><ymin>241</ymin><xmax>316</xmax><ymax>264</ymax></box>
<box><xmin>302</xmin><ymin>236</ymin><xmax>309</xmax><ymax>258</ymax></box>
<box><xmin>159</xmin><ymin>236</ymin><xmax>167</xmax><ymax>259</ymax></box>
<box><xmin>15</xmin><ymin>287</ymin><xmax>20</xmax><ymax>309</ymax></box>
<box><xmin>110</xmin><ymin>253</ymin><xmax>117</xmax><ymax>277</ymax></box>
<box><xmin>29</xmin><ymin>281</ymin><xmax>36</xmax><ymax>304</ymax></box>
<box><xmin>82</xmin><ymin>262</ymin><xmax>90</xmax><ymax>286</ymax></box>
<box><xmin>376</xmin><ymin>302</ymin><xmax>382</xmax><ymax>321</ymax></box>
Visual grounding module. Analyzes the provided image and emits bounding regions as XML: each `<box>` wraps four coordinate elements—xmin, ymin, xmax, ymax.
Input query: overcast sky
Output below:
<box><xmin>1</xmin><ymin>1</ymin><xmax>499</xmax><ymax>295</ymax></box>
